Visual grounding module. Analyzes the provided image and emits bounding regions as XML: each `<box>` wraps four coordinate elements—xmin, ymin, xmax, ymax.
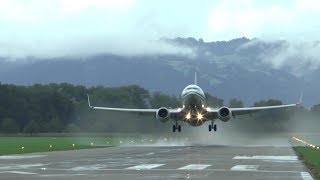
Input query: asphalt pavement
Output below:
<box><xmin>0</xmin><ymin>144</ymin><xmax>314</xmax><ymax>180</ymax></box>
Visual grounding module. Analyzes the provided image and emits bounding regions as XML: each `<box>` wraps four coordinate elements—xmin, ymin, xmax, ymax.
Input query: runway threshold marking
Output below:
<box><xmin>126</xmin><ymin>164</ymin><xmax>165</xmax><ymax>170</ymax></box>
<box><xmin>178</xmin><ymin>164</ymin><xmax>211</xmax><ymax>170</ymax></box>
<box><xmin>233</xmin><ymin>156</ymin><xmax>298</xmax><ymax>161</ymax></box>
<box><xmin>301</xmin><ymin>172</ymin><xmax>314</xmax><ymax>180</ymax></box>
<box><xmin>230</xmin><ymin>165</ymin><xmax>259</xmax><ymax>171</ymax></box>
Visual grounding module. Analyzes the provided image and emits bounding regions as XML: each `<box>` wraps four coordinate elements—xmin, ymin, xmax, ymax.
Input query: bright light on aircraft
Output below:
<box><xmin>186</xmin><ymin>112</ymin><xmax>191</xmax><ymax>120</ymax></box>
<box><xmin>177</xmin><ymin>108</ymin><xmax>182</xmax><ymax>112</ymax></box>
<box><xmin>197</xmin><ymin>113</ymin><xmax>203</xmax><ymax>120</ymax></box>
<box><xmin>206</xmin><ymin>107</ymin><xmax>211</xmax><ymax>111</ymax></box>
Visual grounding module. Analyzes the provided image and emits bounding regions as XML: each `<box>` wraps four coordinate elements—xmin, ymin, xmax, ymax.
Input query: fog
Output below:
<box><xmin>240</xmin><ymin>38</ymin><xmax>320</xmax><ymax>77</ymax></box>
<box><xmin>0</xmin><ymin>35</ymin><xmax>195</xmax><ymax>59</ymax></box>
<box><xmin>76</xmin><ymin>108</ymin><xmax>320</xmax><ymax>148</ymax></box>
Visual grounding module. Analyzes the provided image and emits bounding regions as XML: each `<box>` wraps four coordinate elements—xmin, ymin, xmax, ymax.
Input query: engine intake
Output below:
<box><xmin>156</xmin><ymin>107</ymin><xmax>170</xmax><ymax>123</ymax></box>
<box><xmin>218</xmin><ymin>107</ymin><xmax>232</xmax><ymax>122</ymax></box>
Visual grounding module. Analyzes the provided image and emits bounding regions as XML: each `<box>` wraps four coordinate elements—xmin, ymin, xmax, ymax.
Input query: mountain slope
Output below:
<box><xmin>0</xmin><ymin>37</ymin><xmax>318</xmax><ymax>106</ymax></box>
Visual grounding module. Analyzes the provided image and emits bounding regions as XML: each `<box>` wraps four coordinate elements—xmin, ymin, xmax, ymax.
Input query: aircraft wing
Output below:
<box><xmin>206</xmin><ymin>103</ymin><xmax>299</xmax><ymax>118</ymax></box>
<box><xmin>229</xmin><ymin>103</ymin><xmax>298</xmax><ymax>116</ymax></box>
<box><xmin>87</xmin><ymin>94</ymin><xmax>180</xmax><ymax>115</ymax></box>
<box><xmin>208</xmin><ymin>92</ymin><xmax>302</xmax><ymax>117</ymax></box>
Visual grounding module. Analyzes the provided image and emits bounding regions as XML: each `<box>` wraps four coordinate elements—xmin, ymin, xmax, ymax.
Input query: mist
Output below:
<box><xmin>0</xmin><ymin>35</ymin><xmax>194</xmax><ymax>59</ymax></box>
<box><xmin>240</xmin><ymin>38</ymin><xmax>320</xmax><ymax>77</ymax></box>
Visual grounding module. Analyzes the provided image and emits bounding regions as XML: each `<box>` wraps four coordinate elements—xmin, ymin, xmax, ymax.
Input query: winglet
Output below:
<box><xmin>87</xmin><ymin>94</ymin><xmax>93</xmax><ymax>109</ymax></box>
<box><xmin>194</xmin><ymin>72</ymin><xmax>197</xmax><ymax>85</ymax></box>
<box><xmin>296</xmin><ymin>91</ymin><xmax>303</xmax><ymax>107</ymax></box>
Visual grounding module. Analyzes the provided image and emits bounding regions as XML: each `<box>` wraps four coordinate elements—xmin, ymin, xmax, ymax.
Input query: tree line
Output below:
<box><xmin>0</xmin><ymin>83</ymin><xmax>319</xmax><ymax>134</ymax></box>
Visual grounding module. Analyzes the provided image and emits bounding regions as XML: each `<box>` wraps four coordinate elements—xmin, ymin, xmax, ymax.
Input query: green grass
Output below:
<box><xmin>294</xmin><ymin>146</ymin><xmax>320</xmax><ymax>179</ymax></box>
<box><xmin>0</xmin><ymin>136</ymin><xmax>114</xmax><ymax>155</ymax></box>
<box><xmin>0</xmin><ymin>134</ymin><xmax>193</xmax><ymax>155</ymax></box>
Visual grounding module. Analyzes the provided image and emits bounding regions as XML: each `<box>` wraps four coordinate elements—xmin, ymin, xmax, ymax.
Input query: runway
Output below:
<box><xmin>0</xmin><ymin>145</ymin><xmax>314</xmax><ymax>180</ymax></box>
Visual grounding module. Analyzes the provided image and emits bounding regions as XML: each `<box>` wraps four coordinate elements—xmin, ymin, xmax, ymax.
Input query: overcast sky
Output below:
<box><xmin>1</xmin><ymin>0</ymin><xmax>320</xmax><ymax>58</ymax></box>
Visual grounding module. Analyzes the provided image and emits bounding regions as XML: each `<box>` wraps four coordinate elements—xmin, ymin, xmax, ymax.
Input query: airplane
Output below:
<box><xmin>87</xmin><ymin>73</ymin><xmax>302</xmax><ymax>132</ymax></box>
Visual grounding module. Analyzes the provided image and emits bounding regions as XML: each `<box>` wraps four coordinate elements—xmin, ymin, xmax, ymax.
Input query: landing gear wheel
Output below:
<box><xmin>178</xmin><ymin>125</ymin><xmax>181</xmax><ymax>132</ymax></box>
<box><xmin>173</xmin><ymin>125</ymin><xmax>176</xmax><ymax>132</ymax></box>
<box><xmin>213</xmin><ymin>124</ymin><xmax>217</xmax><ymax>132</ymax></box>
<box><xmin>209</xmin><ymin>124</ymin><xmax>212</xmax><ymax>132</ymax></box>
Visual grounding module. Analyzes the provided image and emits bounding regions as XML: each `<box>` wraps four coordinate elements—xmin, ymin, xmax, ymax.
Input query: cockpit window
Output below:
<box><xmin>186</xmin><ymin>87</ymin><xmax>199</xmax><ymax>90</ymax></box>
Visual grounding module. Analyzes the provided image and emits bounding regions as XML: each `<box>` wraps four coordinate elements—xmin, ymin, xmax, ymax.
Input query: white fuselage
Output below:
<box><xmin>180</xmin><ymin>84</ymin><xmax>207</xmax><ymax>126</ymax></box>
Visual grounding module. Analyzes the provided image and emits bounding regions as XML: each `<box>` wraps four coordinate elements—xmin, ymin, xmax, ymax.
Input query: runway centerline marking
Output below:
<box><xmin>233</xmin><ymin>156</ymin><xmax>298</xmax><ymax>161</ymax></box>
<box><xmin>301</xmin><ymin>172</ymin><xmax>314</xmax><ymax>180</ymax></box>
<box><xmin>126</xmin><ymin>164</ymin><xmax>165</xmax><ymax>170</ymax></box>
<box><xmin>230</xmin><ymin>165</ymin><xmax>259</xmax><ymax>171</ymax></box>
<box><xmin>178</xmin><ymin>164</ymin><xmax>211</xmax><ymax>170</ymax></box>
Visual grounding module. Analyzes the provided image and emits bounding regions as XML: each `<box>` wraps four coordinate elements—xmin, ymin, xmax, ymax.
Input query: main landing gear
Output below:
<box><xmin>173</xmin><ymin>122</ymin><xmax>181</xmax><ymax>132</ymax></box>
<box><xmin>209</xmin><ymin>121</ymin><xmax>217</xmax><ymax>132</ymax></box>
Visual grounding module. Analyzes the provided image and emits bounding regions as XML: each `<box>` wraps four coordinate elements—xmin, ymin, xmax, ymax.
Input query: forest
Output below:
<box><xmin>0</xmin><ymin>83</ymin><xmax>319</xmax><ymax>134</ymax></box>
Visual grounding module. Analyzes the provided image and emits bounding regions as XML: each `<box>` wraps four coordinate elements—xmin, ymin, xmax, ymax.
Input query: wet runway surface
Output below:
<box><xmin>0</xmin><ymin>145</ymin><xmax>314</xmax><ymax>180</ymax></box>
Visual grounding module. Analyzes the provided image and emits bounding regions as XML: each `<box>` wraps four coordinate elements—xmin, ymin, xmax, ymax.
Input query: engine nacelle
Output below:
<box><xmin>156</xmin><ymin>107</ymin><xmax>170</xmax><ymax>123</ymax></box>
<box><xmin>218</xmin><ymin>106</ymin><xmax>232</xmax><ymax>122</ymax></box>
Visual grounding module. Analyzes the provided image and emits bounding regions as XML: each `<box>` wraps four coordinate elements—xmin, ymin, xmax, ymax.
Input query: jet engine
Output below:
<box><xmin>156</xmin><ymin>107</ymin><xmax>170</xmax><ymax>122</ymax></box>
<box><xmin>218</xmin><ymin>107</ymin><xmax>232</xmax><ymax>122</ymax></box>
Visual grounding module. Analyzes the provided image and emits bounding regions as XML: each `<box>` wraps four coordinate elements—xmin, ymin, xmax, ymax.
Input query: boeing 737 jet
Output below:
<box><xmin>87</xmin><ymin>73</ymin><xmax>301</xmax><ymax>132</ymax></box>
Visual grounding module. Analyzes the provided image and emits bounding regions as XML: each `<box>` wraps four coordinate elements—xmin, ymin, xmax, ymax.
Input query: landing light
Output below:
<box><xmin>186</xmin><ymin>112</ymin><xmax>191</xmax><ymax>120</ymax></box>
<box><xmin>206</xmin><ymin>107</ymin><xmax>211</xmax><ymax>111</ymax></box>
<box><xmin>177</xmin><ymin>108</ymin><xmax>182</xmax><ymax>112</ymax></box>
<box><xmin>197</xmin><ymin>113</ymin><xmax>203</xmax><ymax>120</ymax></box>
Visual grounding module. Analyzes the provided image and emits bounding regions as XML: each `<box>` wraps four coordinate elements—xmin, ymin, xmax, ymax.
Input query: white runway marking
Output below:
<box><xmin>126</xmin><ymin>164</ymin><xmax>165</xmax><ymax>170</ymax></box>
<box><xmin>301</xmin><ymin>172</ymin><xmax>314</xmax><ymax>180</ymax></box>
<box><xmin>233</xmin><ymin>156</ymin><xmax>298</xmax><ymax>161</ymax></box>
<box><xmin>0</xmin><ymin>155</ymin><xmax>46</xmax><ymax>159</ymax></box>
<box><xmin>0</xmin><ymin>171</ymin><xmax>37</xmax><ymax>175</ymax></box>
<box><xmin>0</xmin><ymin>163</ymin><xmax>47</xmax><ymax>170</ymax></box>
<box><xmin>71</xmin><ymin>164</ymin><xmax>106</xmax><ymax>171</ymax></box>
<box><xmin>178</xmin><ymin>164</ymin><xmax>211</xmax><ymax>170</ymax></box>
<box><xmin>230</xmin><ymin>165</ymin><xmax>259</xmax><ymax>171</ymax></box>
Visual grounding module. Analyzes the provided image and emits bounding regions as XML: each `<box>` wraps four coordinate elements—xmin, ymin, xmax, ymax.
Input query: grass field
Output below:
<box><xmin>0</xmin><ymin>136</ymin><xmax>114</xmax><ymax>155</ymax></box>
<box><xmin>294</xmin><ymin>146</ymin><xmax>320</xmax><ymax>179</ymax></box>
<box><xmin>0</xmin><ymin>134</ymin><xmax>179</xmax><ymax>155</ymax></box>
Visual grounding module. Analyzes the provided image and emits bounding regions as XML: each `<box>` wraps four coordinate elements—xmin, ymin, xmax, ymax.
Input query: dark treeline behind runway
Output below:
<box><xmin>0</xmin><ymin>83</ymin><xmax>319</xmax><ymax>134</ymax></box>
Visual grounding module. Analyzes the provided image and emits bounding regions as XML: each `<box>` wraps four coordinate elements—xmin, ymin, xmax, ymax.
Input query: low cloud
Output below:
<box><xmin>240</xmin><ymin>38</ymin><xmax>320</xmax><ymax>77</ymax></box>
<box><xmin>0</xmin><ymin>0</ymin><xmax>194</xmax><ymax>60</ymax></box>
<box><xmin>0</xmin><ymin>36</ymin><xmax>194</xmax><ymax>59</ymax></box>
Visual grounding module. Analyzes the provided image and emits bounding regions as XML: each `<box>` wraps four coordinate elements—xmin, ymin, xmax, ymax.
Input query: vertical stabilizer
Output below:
<box><xmin>194</xmin><ymin>72</ymin><xmax>197</xmax><ymax>85</ymax></box>
<box><xmin>297</xmin><ymin>91</ymin><xmax>303</xmax><ymax>106</ymax></box>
